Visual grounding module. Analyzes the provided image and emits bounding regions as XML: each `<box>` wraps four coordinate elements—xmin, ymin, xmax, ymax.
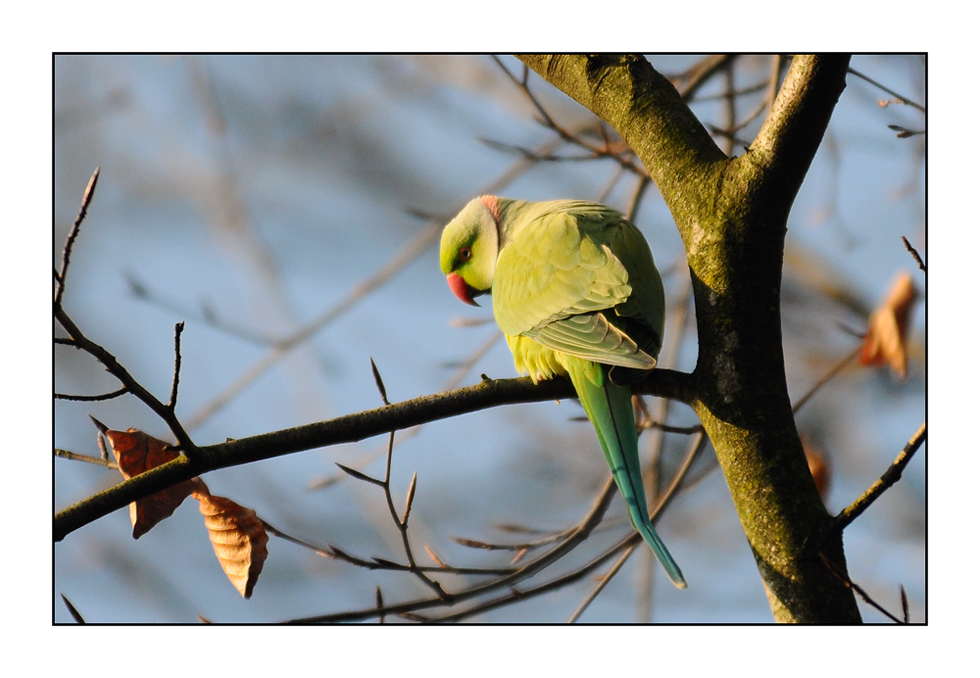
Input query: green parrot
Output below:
<box><xmin>440</xmin><ymin>195</ymin><xmax>686</xmax><ymax>589</ymax></box>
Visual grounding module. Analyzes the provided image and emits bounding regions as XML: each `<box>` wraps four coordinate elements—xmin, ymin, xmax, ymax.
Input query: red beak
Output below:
<box><xmin>447</xmin><ymin>273</ymin><xmax>480</xmax><ymax>306</ymax></box>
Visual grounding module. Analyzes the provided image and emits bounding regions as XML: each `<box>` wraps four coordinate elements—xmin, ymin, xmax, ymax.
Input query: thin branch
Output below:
<box><xmin>124</xmin><ymin>271</ymin><xmax>280</xmax><ymax>346</ymax></box>
<box><xmin>847</xmin><ymin>66</ymin><xmax>926</xmax><ymax>113</ymax></box>
<box><xmin>54</xmin><ymin>304</ymin><xmax>198</xmax><ymax>464</ymax></box>
<box><xmin>341</xmin><ymin>359</ymin><xmax>449</xmax><ymax>598</ymax></box>
<box><xmin>54</xmin><ymin>387</ymin><xmax>129</xmax><ymax>402</ymax></box>
<box><xmin>55</xmin><ymin>166</ymin><xmax>100</xmax><ymax>306</ymax></box>
<box><xmin>308</xmin><ymin>331</ymin><xmax>501</xmax><ymax>491</ymax></box>
<box><xmin>429</xmin><ymin>433</ymin><xmax>706</xmax><ymax>623</ymax></box>
<box><xmin>902</xmin><ymin>236</ymin><xmax>926</xmax><ymax>273</ymax></box>
<box><xmin>261</xmin><ymin>520</ymin><xmax>513</xmax><ymax>577</ymax></box>
<box><xmin>492</xmin><ymin>55</ymin><xmax>649</xmax><ymax>178</ymax></box>
<box><xmin>792</xmin><ymin>348</ymin><xmax>860</xmax><ymax>414</ymax></box>
<box><xmin>168</xmin><ymin>321</ymin><xmax>185</xmax><ymax>410</ymax></box>
<box><xmin>833</xmin><ymin>421</ymin><xmax>925</xmax><ymax>531</ymax></box>
<box><xmin>819</xmin><ymin>553</ymin><xmax>907</xmax><ymax>623</ymax></box>
<box><xmin>568</xmin><ymin>544</ymin><xmax>637</xmax><ymax>623</ymax></box>
<box><xmin>673</xmin><ymin>54</ymin><xmax>736</xmax><ymax>101</ymax></box>
<box><xmin>887</xmin><ymin>124</ymin><xmax>925</xmax><ymax>139</ymax></box>
<box><xmin>641</xmin><ymin>420</ymin><xmax>703</xmax><ymax>435</ymax></box>
<box><xmin>625</xmin><ymin>175</ymin><xmax>650</xmax><ymax>223</ymax></box>
<box><xmin>689</xmin><ymin>78</ymin><xmax>770</xmax><ymax>103</ymax></box>
<box><xmin>184</xmin><ymin>133</ymin><xmax>573</xmax><ymax>430</ymax></box>
<box><xmin>452</xmin><ymin>524</ymin><xmax>579</xmax><ymax>555</ymax></box>
<box><xmin>56</xmin><ymin>367</ymin><xmax>694</xmax><ymax>542</ymax></box>
<box><xmin>369</xmin><ymin>357</ymin><xmax>389</xmax><ymax>405</ymax></box>
<box><xmin>381</xmin><ymin>429</ymin><xmax>448</xmax><ymax>599</ymax></box>
<box><xmin>184</xmin><ymin>219</ymin><xmax>443</xmax><ymax>430</ymax></box>
<box><xmin>749</xmin><ymin>55</ymin><xmax>852</xmax><ymax>206</ymax></box>
<box><xmin>635</xmin><ymin>268</ymin><xmax>692</xmax><ymax>621</ymax></box>
<box><xmin>765</xmin><ymin>54</ymin><xmax>784</xmax><ymax>114</ymax></box>
<box><xmin>376</xmin><ymin>587</ymin><xmax>385</xmax><ymax>624</ymax></box>
<box><xmin>60</xmin><ymin>594</ymin><xmax>86</xmax><ymax>624</ymax></box>
<box><xmin>284</xmin><ymin>479</ymin><xmax>619</xmax><ymax>623</ymax></box>
<box><xmin>55</xmin><ymin>448</ymin><xmax>118</xmax><ymax>469</ymax></box>
<box><xmin>54</xmin><ymin>174</ymin><xmax>198</xmax><ymax>464</ymax></box>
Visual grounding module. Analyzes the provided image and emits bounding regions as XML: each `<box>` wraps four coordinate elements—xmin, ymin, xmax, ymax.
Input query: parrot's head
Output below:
<box><xmin>439</xmin><ymin>195</ymin><xmax>502</xmax><ymax>307</ymax></box>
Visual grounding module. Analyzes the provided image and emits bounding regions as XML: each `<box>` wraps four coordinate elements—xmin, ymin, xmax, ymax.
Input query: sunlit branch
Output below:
<box><xmin>833</xmin><ymin>422</ymin><xmax>925</xmax><ymax>532</ymax></box>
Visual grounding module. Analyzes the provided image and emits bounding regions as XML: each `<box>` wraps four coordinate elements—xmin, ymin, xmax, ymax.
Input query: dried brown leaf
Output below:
<box><xmin>104</xmin><ymin>428</ymin><xmax>196</xmax><ymax>538</ymax></box>
<box><xmin>194</xmin><ymin>490</ymin><xmax>269</xmax><ymax>599</ymax></box>
<box><xmin>859</xmin><ymin>272</ymin><xmax>919</xmax><ymax>379</ymax></box>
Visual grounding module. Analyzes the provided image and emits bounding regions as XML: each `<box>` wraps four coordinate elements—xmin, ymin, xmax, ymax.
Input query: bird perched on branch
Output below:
<box><xmin>440</xmin><ymin>195</ymin><xmax>686</xmax><ymax>589</ymax></box>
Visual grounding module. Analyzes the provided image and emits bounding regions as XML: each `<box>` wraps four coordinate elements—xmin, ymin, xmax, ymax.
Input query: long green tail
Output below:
<box><xmin>567</xmin><ymin>358</ymin><xmax>687</xmax><ymax>589</ymax></box>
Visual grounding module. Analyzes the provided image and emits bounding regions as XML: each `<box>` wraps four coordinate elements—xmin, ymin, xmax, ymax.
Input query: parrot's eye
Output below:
<box><xmin>458</xmin><ymin>246</ymin><xmax>472</xmax><ymax>262</ymax></box>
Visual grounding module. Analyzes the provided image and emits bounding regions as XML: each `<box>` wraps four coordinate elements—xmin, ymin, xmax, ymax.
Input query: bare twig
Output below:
<box><xmin>55</xmin><ymin>304</ymin><xmax>198</xmax><ymax>463</ymax></box>
<box><xmin>56</xmin><ymin>365</ymin><xmax>694</xmax><ymax>542</ymax></box>
<box><xmin>55</xmin><ymin>387</ymin><xmax>129</xmax><ymax>402</ymax></box>
<box><xmin>888</xmin><ymin>124</ymin><xmax>925</xmax><ymax>139</ymax></box>
<box><xmin>568</xmin><ymin>544</ymin><xmax>637</xmax><ymax>623</ymax></box>
<box><xmin>574</xmin><ymin>429</ymin><xmax>708</xmax><ymax>623</ymax></box>
<box><xmin>792</xmin><ymin>347</ymin><xmax>860</xmax><ymax>414</ymax></box>
<box><xmin>625</xmin><ymin>175</ymin><xmax>650</xmax><ymax>223</ymax></box>
<box><xmin>55</xmin><ymin>167</ymin><xmax>100</xmax><ymax>306</ymax></box>
<box><xmin>59</xmin><ymin>594</ymin><xmax>86</xmax><ymax>623</ymax></box>
<box><xmin>765</xmin><ymin>54</ymin><xmax>784</xmax><ymax>114</ymax></box>
<box><xmin>95</xmin><ymin>422</ymin><xmax>110</xmax><ymax>461</ymax></box>
<box><xmin>261</xmin><ymin>519</ymin><xmax>513</xmax><ymax>577</ymax></box>
<box><xmin>55</xmin><ymin>448</ymin><xmax>118</xmax><ymax>469</ymax></box>
<box><xmin>168</xmin><ymin>321</ymin><xmax>185</xmax><ymax>410</ymax></box>
<box><xmin>636</xmin><ymin>268</ymin><xmax>692</xmax><ymax>621</ymax></box>
<box><xmin>673</xmin><ymin>54</ymin><xmax>736</xmax><ymax>101</ymax></box>
<box><xmin>54</xmin><ymin>172</ymin><xmax>198</xmax><ymax>463</ymax></box>
<box><xmin>430</xmin><ymin>434</ymin><xmax>706</xmax><ymax>624</ymax></box>
<box><xmin>376</xmin><ymin>587</ymin><xmax>385</xmax><ymax>624</ymax></box>
<box><xmin>124</xmin><ymin>272</ymin><xmax>280</xmax><ymax>345</ymax></box>
<box><xmin>848</xmin><ymin>66</ymin><xmax>926</xmax><ymax>113</ymax></box>
<box><xmin>902</xmin><ymin>236</ymin><xmax>926</xmax><ymax>273</ymax></box>
<box><xmin>819</xmin><ymin>552</ymin><xmax>907</xmax><ymax>623</ymax></box>
<box><xmin>308</xmin><ymin>331</ymin><xmax>501</xmax><ymax>491</ymax></box>
<box><xmin>721</xmin><ymin>60</ymin><xmax>737</xmax><ymax>156</ymax></box>
<box><xmin>379</xmin><ymin>429</ymin><xmax>448</xmax><ymax>598</ymax></box>
<box><xmin>354</xmin><ymin>359</ymin><xmax>449</xmax><ymax>598</ymax></box>
<box><xmin>491</xmin><ymin>55</ymin><xmax>649</xmax><ymax>178</ymax></box>
<box><xmin>284</xmin><ymin>479</ymin><xmax>619</xmax><ymax>623</ymax></box>
<box><xmin>833</xmin><ymin>421</ymin><xmax>925</xmax><ymax>532</ymax></box>
<box><xmin>452</xmin><ymin>524</ymin><xmax>579</xmax><ymax>555</ymax></box>
<box><xmin>640</xmin><ymin>421</ymin><xmax>703</xmax><ymax>435</ymax></box>
<box><xmin>369</xmin><ymin>358</ymin><xmax>389</xmax><ymax>405</ymax></box>
<box><xmin>185</xmin><ymin>133</ymin><xmax>571</xmax><ymax>431</ymax></box>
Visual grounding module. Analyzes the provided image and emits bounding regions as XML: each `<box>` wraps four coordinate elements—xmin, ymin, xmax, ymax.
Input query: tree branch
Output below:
<box><xmin>54</xmin><ymin>304</ymin><xmax>198</xmax><ymax>463</ymax></box>
<box><xmin>833</xmin><ymin>422</ymin><xmax>925</xmax><ymax>532</ymax></box>
<box><xmin>54</xmin><ymin>368</ymin><xmax>694</xmax><ymax>541</ymax></box>
<box><xmin>746</xmin><ymin>54</ymin><xmax>851</xmax><ymax>215</ymax></box>
<box><xmin>55</xmin><ymin>167</ymin><xmax>100</xmax><ymax>306</ymax></box>
<box><xmin>518</xmin><ymin>53</ymin><xmax>862</xmax><ymax>623</ymax></box>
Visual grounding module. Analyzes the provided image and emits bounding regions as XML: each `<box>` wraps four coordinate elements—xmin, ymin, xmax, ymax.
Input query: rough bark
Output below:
<box><xmin>517</xmin><ymin>54</ymin><xmax>861</xmax><ymax>623</ymax></box>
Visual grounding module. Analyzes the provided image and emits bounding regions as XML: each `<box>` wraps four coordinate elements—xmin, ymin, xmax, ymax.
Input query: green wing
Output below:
<box><xmin>492</xmin><ymin>204</ymin><xmax>664</xmax><ymax>369</ymax></box>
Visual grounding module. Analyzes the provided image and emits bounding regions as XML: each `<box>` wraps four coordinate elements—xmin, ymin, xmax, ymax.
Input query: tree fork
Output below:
<box><xmin>517</xmin><ymin>54</ymin><xmax>861</xmax><ymax>623</ymax></box>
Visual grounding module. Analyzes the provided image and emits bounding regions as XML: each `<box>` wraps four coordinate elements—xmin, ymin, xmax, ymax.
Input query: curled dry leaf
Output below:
<box><xmin>194</xmin><ymin>489</ymin><xmax>269</xmax><ymax>599</ymax></box>
<box><xmin>859</xmin><ymin>271</ymin><xmax>919</xmax><ymax>379</ymax></box>
<box><xmin>104</xmin><ymin>428</ymin><xmax>197</xmax><ymax>538</ymax></box>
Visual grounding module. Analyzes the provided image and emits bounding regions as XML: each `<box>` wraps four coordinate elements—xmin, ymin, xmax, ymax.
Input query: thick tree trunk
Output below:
<box><xmin>517</xmin><ymin>53</ymin><xmax>861</xmax><ymax>623</ymax></box>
